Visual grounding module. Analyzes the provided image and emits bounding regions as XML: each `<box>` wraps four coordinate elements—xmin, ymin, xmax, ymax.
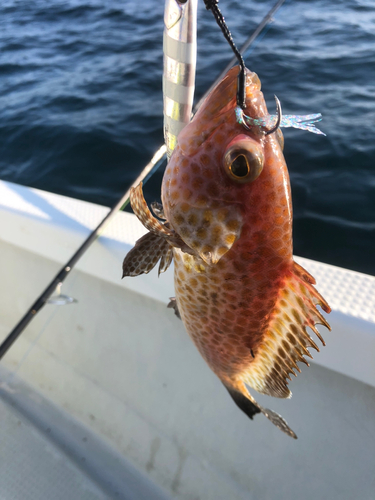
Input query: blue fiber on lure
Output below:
<box><xmin>235</xmin><ymin>105</ymin><xmax>326</xmax><ymax>136</ymax></box>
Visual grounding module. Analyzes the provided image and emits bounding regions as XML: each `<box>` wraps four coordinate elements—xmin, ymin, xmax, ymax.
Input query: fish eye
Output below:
<box><xmin>231</xmin><ymin>155</ymin><xmax>249</xmax><ymax>178</ymax></box>
<box><xmin>223</xmin><ymin>140</ymin><xmax>264</xmax><ymax>184</ymax></box>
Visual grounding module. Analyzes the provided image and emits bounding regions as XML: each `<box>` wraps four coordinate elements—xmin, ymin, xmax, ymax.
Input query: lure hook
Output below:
<box><xmin>236</xmin><ymin>98</ymin><xmax>325</xmax><ymax>136</ymax></box>
<box><xmin>265</xmin><ymin>96</ymin><xmax>282</xmax><ymax>135</ymax></box>
<box><xmin>236</xmin><ymin>95</ymin><xmax>282</xmax><ymax>135</ymax></box>
<box><xmin>203</xmin><ymin>0</ymin><xmax>246</xmax><ymax>109</ymax></box>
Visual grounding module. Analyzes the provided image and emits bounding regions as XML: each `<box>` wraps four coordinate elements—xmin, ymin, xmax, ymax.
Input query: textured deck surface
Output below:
<box><xmin>0</xmin><ymin>367</ymin><xmax>170</xmax><ymax>500</ymax></box>
<box><xmin>296</xmin><ymin>256</ymin><xmax>375</xmax><ymax>323</ymax></box>
<box><xmin>0</xmin><ymin>396</ymin><xmax>109</xmax><ymax>500</ymax></box>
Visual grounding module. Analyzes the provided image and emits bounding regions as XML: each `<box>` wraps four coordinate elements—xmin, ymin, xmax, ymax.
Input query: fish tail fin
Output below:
<box><xmin>224</xmin><ymin>381</ymin><xmax>297</xmax><ymax>439</ymax></box>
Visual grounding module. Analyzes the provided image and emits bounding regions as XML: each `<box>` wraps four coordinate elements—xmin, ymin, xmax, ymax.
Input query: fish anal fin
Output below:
<box><xmin>122</xmin><ymin>232</ymin><xmax>173</xmax><ymax>277</ymax></box>
<box><xmin>225</xmin><ymin>382</ymin><xmax>297</xmax><ymax>439</ymax></box>
<box><xmin>241</xmin><ymin>263</ymin><xmax>331</xmax><ymax>399</ymax></box>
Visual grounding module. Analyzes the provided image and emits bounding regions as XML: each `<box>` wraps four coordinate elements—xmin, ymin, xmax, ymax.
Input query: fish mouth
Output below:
<box><xmin>168</xmin><ymin>202</ymin><xmax>243</xmax><ymax>265</ymax></box>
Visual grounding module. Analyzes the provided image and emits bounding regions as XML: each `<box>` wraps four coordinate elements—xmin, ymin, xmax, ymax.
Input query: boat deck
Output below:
<box><xmin>0</xmin><ymin>366</ymin><xmax>170</xmax><ymax>500</ymax></box>
<box><xmin>1</xmin><ymin>180</ymin><xmax>374</xmax><ymax>499</ymax></box>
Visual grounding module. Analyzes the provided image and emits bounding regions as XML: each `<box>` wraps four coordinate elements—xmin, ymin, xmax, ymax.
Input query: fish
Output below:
<box><xmin>122</xmin><ymin>66</ymin><xmax>331</xmax><ymax>438</ymax></box>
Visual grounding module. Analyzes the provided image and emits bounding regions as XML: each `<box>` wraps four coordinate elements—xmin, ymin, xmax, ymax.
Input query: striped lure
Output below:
<box><xmin>163</xmin><ymin>0</ymin><xmax>197</xmax><ymax>159</ymax></box>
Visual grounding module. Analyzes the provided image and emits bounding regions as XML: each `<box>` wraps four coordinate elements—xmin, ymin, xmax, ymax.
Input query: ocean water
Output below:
<box><xmin>0</xmin><ymin>0</ymin><xmax>374</xmax><ymax>274</ymax></box>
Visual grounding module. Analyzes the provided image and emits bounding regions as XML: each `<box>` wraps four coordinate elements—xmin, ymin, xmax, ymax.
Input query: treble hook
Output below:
<box><xmin>203</xmin><ymin>0</ymin><xmax>246</xmax><ymax>109</ymax></box>
<box><xmin>235</xmin><ymin>95</ymin><xmax>282</xmax><ymax>135</ymax></box>
<box><xmin>236</xmin><ymin>95</ymin><xmax>325</xmax><ymax>136</ymax></box>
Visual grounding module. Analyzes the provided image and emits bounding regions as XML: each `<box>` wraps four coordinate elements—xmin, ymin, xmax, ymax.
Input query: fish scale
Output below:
<box><xmin>123</xmin><ymin>67</ymin><xmax>331</xmax><ymax>438</ymax></box>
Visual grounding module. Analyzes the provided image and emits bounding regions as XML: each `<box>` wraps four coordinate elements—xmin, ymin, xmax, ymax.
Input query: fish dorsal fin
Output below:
<box><xmin>242</xmin><ymin>261</ymin><xmax>331</xmax><ymax>398</ymax></box>
<box><xmin>122</xmin><ymin>231</ymin><xmax>173</xmax><ymax>277</ymax></box>
<box><xmin>130</xmin><ymin>183</ymin><xmax>175</xmax><ymax>238</ymax></box>
<box><xmin>130</xmin><ymin>183</ymin><xmax>198</xmax><ymax>257</ymax></box>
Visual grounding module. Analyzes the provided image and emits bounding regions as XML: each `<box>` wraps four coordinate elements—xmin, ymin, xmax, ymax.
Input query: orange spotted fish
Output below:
<box><xmin>123</xmin><ymin>66</ymin><xmax>331</xmax><ymax>438</ymax></box>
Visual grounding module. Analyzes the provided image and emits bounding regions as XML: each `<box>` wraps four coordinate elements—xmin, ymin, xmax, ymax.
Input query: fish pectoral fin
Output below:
<box><xmin>168</xmin><ymin>204</ymin><xmax>243</xmax><ymax>265</ymax></box>
<box><xmin>225</xmin><ymin>382</ymin><xmax>297</xmax><ymax>439</ymax></box>
<box><xmin>122</xmin><ymin>231</ymin><xmax>173</xmax><ymax>277</ymax></box>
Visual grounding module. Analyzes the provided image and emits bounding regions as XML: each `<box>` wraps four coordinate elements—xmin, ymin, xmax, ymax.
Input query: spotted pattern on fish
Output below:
<box><xmin>130</xmin><ymin>183</ymin><xmax>197</xmax><ymax>257</ymax></box>
<box><xmin>162</xmin><ymin>158</ymin><xmax>243</xmax><ymax>263</ymax></box>
<box><xmin>124</xmin><ymin>67</ymin><xmax>331</xmax><ymax>438</ymax></box>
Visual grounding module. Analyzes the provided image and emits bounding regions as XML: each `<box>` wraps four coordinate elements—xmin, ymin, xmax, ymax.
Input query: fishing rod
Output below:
<box><xmin>0</xmin><ymin>146</ymin><xmax>166</xmax><ymax>360</ymax></box>
<box><xmin>0</xmin><ymin>0</ymin><xmax>286</xmax><ymax>361</ymax></box>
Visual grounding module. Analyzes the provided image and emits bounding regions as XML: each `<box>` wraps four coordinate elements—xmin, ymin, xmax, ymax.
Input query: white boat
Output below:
<box><xmin>0</xmin><ymin>178</ymin><xmax>374</xmax><ymax>499</ymax></box>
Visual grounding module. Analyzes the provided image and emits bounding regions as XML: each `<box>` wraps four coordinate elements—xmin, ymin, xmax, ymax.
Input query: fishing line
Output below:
<box><xmin>0</xmin><ymin>145</ymin><xmax>166</xmax><ymax>361</ymax></box>
<box><xmin>0</xmin><ymin>0</ymin><xmax>287</xmax><ymax>362</ymax></box>
<box><xmin>202</xmin><ymin>0</ymin><xmax>247</xmax><ymax>108</ymax></box>
<box><xmin>194</xmin><ymin>0</ymin><xmax>286</xmax><ymax>110</ymax></box>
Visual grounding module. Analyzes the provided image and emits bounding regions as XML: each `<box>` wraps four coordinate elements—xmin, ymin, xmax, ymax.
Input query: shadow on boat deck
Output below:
<box><xmin>0</xmin><ymin>365</ymin><xmax>170</xmax><ymax>500</ymax></box>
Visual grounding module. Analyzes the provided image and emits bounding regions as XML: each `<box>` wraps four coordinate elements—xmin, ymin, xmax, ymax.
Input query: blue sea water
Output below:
<box><xmin>0</xmin><ymin>0</ymin><xmax>374</xmax><ymax>274</ymax></box>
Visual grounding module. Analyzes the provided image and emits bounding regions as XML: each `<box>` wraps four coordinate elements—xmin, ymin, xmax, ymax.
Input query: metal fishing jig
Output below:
<box><xmin>163</xmin><ymin>0</ymin><xmax>197</xmax><ymax>159</ymax></box>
